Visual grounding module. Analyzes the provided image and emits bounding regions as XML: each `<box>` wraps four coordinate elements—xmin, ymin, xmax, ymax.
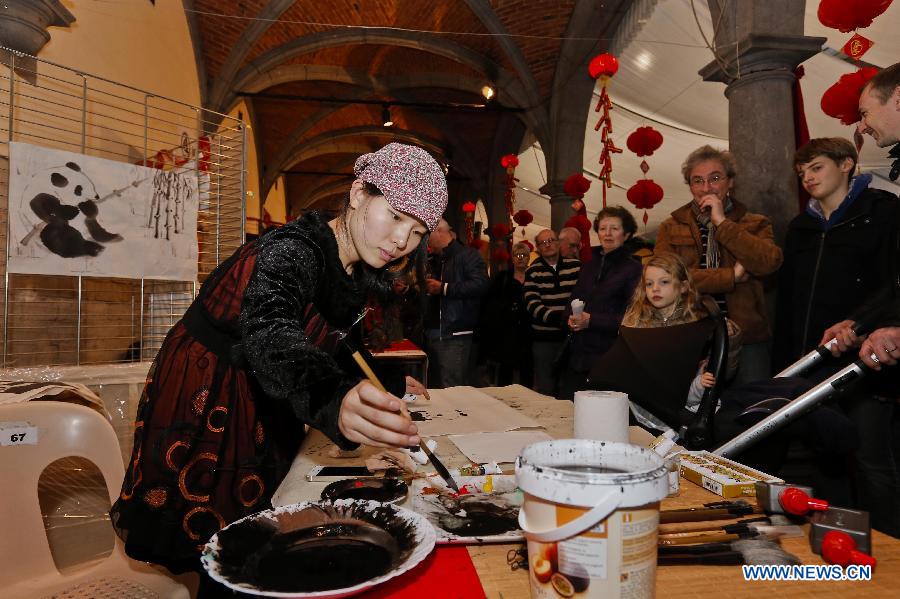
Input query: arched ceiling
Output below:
<box><xmin>185</xmin><ymin>0</ymin><xmax>631</xmax><ymax>216</ymax></box>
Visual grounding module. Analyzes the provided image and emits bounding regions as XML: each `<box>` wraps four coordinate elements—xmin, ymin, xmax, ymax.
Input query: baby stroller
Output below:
<box><xmin>586</xmin><ymin>296</ymin><xmax>730</xmax><ymax>450</ymax></box>
<box><xmin>586</xmin><ymin>299</ymin><xmax>877</xmax><ymax>457</ymax></box>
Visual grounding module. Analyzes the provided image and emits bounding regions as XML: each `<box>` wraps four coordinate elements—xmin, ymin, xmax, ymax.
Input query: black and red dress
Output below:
<box><xmin>111</xmin><ymin>212</ymin><xmax>368</xmax><ymax>573</ymax></box>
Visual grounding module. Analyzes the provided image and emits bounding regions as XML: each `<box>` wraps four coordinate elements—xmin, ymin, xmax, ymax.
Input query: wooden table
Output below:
<box><xmin>273</xmin><ymin>385</ymin><xmax>900</xmax><ymax>598</ymax></box>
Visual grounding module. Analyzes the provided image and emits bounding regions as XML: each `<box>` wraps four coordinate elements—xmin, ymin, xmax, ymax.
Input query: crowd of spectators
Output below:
<box><xmin>360</xmin><ymin>63</ymin><xmax>900</xmax><ymax>536</ymax></box>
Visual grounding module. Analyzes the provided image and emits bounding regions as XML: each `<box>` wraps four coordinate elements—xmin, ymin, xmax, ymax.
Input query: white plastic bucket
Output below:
<box><xmin>516</xmin><ymin>440</ymin><xmax>668</xmax><ymax>599</ymax></box>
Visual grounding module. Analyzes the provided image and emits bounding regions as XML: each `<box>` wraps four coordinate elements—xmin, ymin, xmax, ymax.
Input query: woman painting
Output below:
<box><xmin>110</xmin><ymin>143</ymin><xmax>447</xmax><ymax>578</ymax></box>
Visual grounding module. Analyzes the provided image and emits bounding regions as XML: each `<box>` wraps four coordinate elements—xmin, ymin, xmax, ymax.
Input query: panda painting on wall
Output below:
<box><xmin>25</xmin><ymin>161</ymin><xmax>123</xmax><ymax>258</ymax></box>
<box><xmin>8</xmin><ymin>142</ymin><xmax>200</xmax><ymax>281</ymax></box>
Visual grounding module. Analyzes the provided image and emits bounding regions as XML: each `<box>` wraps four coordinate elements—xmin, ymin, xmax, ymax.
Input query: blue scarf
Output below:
<box><xmin>805</xmin><ymin>173</ymin><xmax>871</xmax><ymax>229</ymax></box>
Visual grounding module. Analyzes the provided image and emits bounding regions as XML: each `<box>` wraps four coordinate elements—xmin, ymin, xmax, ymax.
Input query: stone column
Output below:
<box><xmin>539</xmin><ymin>181</ymin><xmax>574</xmax><ymax>233</ymax></box>
<box><xmin>699</xmin><ymin>0</ymin><xmax>824</xmax><ymax>243</ymax></box>
<box><xmin>0</xmin><ymin>1</ymin><xmax>75</xmax><ymax>80</ymax></box>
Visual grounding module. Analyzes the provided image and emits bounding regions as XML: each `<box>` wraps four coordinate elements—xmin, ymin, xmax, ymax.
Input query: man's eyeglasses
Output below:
<box><xmin>689</xmin><ymin>174</ymin><xmax>726</xmax><ymax>187</ymax></box>
<box><xmin>537</xmin><ymin>238</ymin><xmax>558</xmax><ymax>247</ymax></box>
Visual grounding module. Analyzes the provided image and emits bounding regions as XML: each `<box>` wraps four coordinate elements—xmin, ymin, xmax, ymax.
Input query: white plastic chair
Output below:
<box><xmin>0</xmin><ymin>400</ymin><xmax>190</xmax><ymax>598</ymax></box>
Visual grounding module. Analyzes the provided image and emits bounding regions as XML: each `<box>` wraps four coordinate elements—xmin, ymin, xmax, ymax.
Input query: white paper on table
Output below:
<box><xmin>408</xmin><ymin>386</ymin><xmax>541</xmax><ymax>437</ymax></box>
<box><xmin>448</xmin><ymin>430</ymin><xmax>553</xmax><ymax>464</ymax></box>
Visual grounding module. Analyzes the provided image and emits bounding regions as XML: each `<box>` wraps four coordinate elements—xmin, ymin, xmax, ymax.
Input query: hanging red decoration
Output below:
<box><xmin>461</xmin><ymin>201</ymin><xmax>477</xmax><ymax>243</ymax></box>
<box><xmin>626</xmin><ymin>180</ymin><xmax>664</xmax><ymax>209</ymax></box>
<box><xmin>589</xmin><ymin>53</ymin><xmax>621</xmax><ymax>208</ymax></box>
<box><xmin>500</xmin><ymin>154</ymin><xmax>519</xmax><ymax>168</ymax></box>
<box><xmin>563</xmin><ymin>173</ymin><xmax>591</xmax><ymax>199</ymax></box>
<box><xmin>588</xmin><ymin>53</ymin><xmax>619</xmax><ymax>80</ymax></box>
<box><xmin>626</xmin><ymin>179</ymin><xmax>664</xmax><ymax>225</ymax></box>
<box><xmin>841</xmin><ymin>33</ymin><xmax>875</xmax><ymax>60</ymax></box>
<box><xmin>818</xmin><ymin>0</ymin><xmax>893</xmax><ymax>33</ymax></box>
<box><xmin>513</xmin><ymin>209</ymin><xmax>533</xmax><ymax>227</ymax></box>
<box><xmin>500</xmin><ymin>154</ymin><xmax>519</xmax><ymax>221</ymax></box>
<box><xmin>488</xmin><ymin>222</ymin><xmax>511</xmax><ymax>240</ymax></box>
<box><xmin>626</xmin><ymin>125</ymin><xmax>665</xmax><ymax>228</ymax></box>
<box><xmin>821</xmin><ymin>67</ymin><xmax>879</xmax><ymax>125</ymax></box>
<box><xmin>469</xmin><ymin>238</ymin><xmax>485</xmax><ymax>250</ymax></box>
<box><xmin>626</xmin><ymin>127</ymin><xmax>664</xmax><ymax>157</ymax></box>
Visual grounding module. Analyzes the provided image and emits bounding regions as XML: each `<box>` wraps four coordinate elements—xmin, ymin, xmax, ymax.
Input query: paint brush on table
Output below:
<box><xmin>657</xmin><ymin>538</ymin><xmax>801</xmax><ymax>566</ymax></box>
<box><xmin>658</xmin><ymin>525</ymin><xmax>803</xmax><ymax>546</ymax></box>
<box><xmin>659</xmin><ymin>500</ymin><xmax>761</xmax><ymax>523</ymax></box>
<box><xmin>350</xmin><ymin>351</ymin><xmax>459</xmax><ymax>492</ymax></box>
<box><xmin>658</xmin><ymin>515</ymin><xmax>799</xmax><ymax>542</ymax></box>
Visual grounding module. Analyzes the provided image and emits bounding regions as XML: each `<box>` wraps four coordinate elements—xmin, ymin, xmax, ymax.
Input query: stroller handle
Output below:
<box><xmin>714</xmin><ymin>360</ymin><xmax>868</xmax><ymax>459</ymax></box>
<box><xmin>775</xmin><ymin>320</ymin><xmax>871</xmax><ymax>378</ymax></box>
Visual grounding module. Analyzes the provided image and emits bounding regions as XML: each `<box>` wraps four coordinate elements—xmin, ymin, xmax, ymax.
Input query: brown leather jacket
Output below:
<box><xmin>654</xmin><ymin>199</ymin><xmax>783</xmax><ymax>344</ymax></box>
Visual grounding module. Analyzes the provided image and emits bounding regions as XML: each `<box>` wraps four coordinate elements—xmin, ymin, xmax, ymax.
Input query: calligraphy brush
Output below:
<box><xmin>659</xmin><ymin>500</ymin><xmax>761</xmax><ymax>523</ymax></box>
<box><xmin>657</xmin><ymin>539</ymin><xmax>801</xmax><ymax>566</ymax></box>
<box><xmin>349</xmin><ymin>351</ymin><xmax>459</xmax><ymax>492</ymax></box>
<box><xmin>659</xmin><ymin>515</ymin><xmax>797</xmax><ymax>539</ymax></box>
<box><xmin>659</xmin><ymin>515</ymin><xmax>771</xmax><ymax>534</ymax></box>
<box><xmin>658</xmin><ymin>525</ymin><xmax>803</xmax><ymax>546</ymax></box>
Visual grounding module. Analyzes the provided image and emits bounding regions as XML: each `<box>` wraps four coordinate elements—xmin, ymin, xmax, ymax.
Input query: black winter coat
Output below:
<box><xmin>566</xmin><ymin>245</ymin><xmax>642</xmax><ymax>371</ymax></box>
<box><xmin>429</xmin><ymin>239</ymin><xmax>489</xmax><ymax>337</ymax></box>
<box><xmin>476</xmin><ymin>269</ymin><xmax>532</xmax><ymax>365</ymax></box>
<box><xmin>774</xmin><ymin>186</ymin><xmax>900</xmax><ymax>369</ymax></box>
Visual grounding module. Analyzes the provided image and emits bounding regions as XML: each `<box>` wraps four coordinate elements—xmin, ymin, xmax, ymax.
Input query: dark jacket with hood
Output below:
<box><xmin>773</xmin><ymin>174</ymin><xmax>900</xmax><ymax>374</ymax></box>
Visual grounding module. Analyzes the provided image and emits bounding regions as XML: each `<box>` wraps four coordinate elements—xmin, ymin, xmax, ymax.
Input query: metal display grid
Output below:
<box><xmin>0</xmin><ymin>47</ymin><xmax>246</xmax><ymax>366</ymax></box>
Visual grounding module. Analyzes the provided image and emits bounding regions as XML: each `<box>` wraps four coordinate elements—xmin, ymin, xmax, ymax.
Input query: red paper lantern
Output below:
<box><xmin>588</xmin><ymin>53</ymin><xmax>619</xmax><ymax>80</ymax></box>
<box><xmin>821</xmin><ymin>67</ymin><xmax>879</xmax><ymax>125</ymax></box>
<box><xmin>563</xmin><ymin>173</ymin><xmax>591</xmax><ymax>199</ymax></box>
<box><xmin>489</xmin><ymin>223</ymin><xmax>511</xmax><ymax>239</ymax></box>
<box><xmin>626</xmin><ymin>127</ymin><xmax>664</xmax><ymax>157</ymax></box>
<box><xmin>626</xmin><ymin>179</ymin><xmax>664</xmax><ymax>210</ymax></box>
<box><xmin>500</xmin><ymin>154</ymin><xmax>519</xmax><ymax>168</ymax></box>
<box><xmin>818</xmin><ymin>0</ymin><xmax>893</xmax><ymax>33</ymax></box>
<box><xmin>462</xmin><ymin>201</ymin><xmax>477</xmax><ymax>213</ymax></box>
<box><xmin>513</xmin><ymin>209</ymin><xmax>533</xmax><ymax>227</ymax></box>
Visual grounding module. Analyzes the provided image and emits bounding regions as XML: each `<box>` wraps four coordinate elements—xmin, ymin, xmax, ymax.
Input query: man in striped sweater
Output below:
<box><xmin>524</xmin><ymin>228</ymin><xmax>581</xmax><ymax>397</ymax></box>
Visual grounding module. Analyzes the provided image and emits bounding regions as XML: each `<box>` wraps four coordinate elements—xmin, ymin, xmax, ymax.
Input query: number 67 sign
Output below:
<box><xmin>0</xmin><ymin>423</ymin><xmax>38</xmax><ymax>446</ymax></box>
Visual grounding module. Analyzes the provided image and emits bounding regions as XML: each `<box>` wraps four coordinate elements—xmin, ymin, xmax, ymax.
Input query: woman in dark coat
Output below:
<box><xmin>477</xmin><ymin>241</ymin><xmax>533</xmax><ymax>386</ymax></box>
<box><xmin>559</xmin><ymin>205</ymin><xmax>642</xmax><ymax>400</ymax></box>
<box><xmin>110</xmin><ymin>143</ymin><xmax>448</xmax><ymax>575</ymax></box>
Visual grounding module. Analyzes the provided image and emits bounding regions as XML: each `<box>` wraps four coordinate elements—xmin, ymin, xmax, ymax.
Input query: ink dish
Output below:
<box><xmin>202</xmin><ymin>499</ymin><xmax>436</xmax><ymax>597</ymax></box>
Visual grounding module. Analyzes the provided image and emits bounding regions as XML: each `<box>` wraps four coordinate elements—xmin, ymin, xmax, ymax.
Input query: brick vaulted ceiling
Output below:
<box><xmin>185</xmin><ymin>0</ymin><xmax>630</xmax><ymax>216</ymax></box>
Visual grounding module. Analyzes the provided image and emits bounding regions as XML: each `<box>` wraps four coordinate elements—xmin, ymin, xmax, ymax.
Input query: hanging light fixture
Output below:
<box><xmin>382</xmin><ymin>104</ymin><xmax>394</xmax><ymax>127</ymax></box>
<box><xmin>481</xmin><ymin>83</ymin><xmax>495</xmax><ymax>101</ymax></box>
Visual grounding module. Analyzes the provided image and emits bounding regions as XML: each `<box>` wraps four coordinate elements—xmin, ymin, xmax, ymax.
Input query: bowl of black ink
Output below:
<box><xmin>202</xmin><ymin>499</ymin><xmax>435</xmax><ymax>597</ymax></box>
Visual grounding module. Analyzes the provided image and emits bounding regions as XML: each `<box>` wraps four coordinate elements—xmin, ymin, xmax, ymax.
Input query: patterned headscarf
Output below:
<box><xmin>353</xmin><ymin>143</ymin><xmax>448</xmax><ymax>231</ymax></box>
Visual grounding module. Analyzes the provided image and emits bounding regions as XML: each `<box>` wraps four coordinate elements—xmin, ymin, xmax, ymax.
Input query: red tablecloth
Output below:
<box><xmin>364</xmin><ymin>545</ymin><xmax>486</xmax><ymax>598</ymax></box>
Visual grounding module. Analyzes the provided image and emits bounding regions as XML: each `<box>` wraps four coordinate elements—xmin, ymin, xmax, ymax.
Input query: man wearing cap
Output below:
<box><xmin>424</xmin><ymin>218</ymin><xmax>489</xmax><ymax>388</ymax></box>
